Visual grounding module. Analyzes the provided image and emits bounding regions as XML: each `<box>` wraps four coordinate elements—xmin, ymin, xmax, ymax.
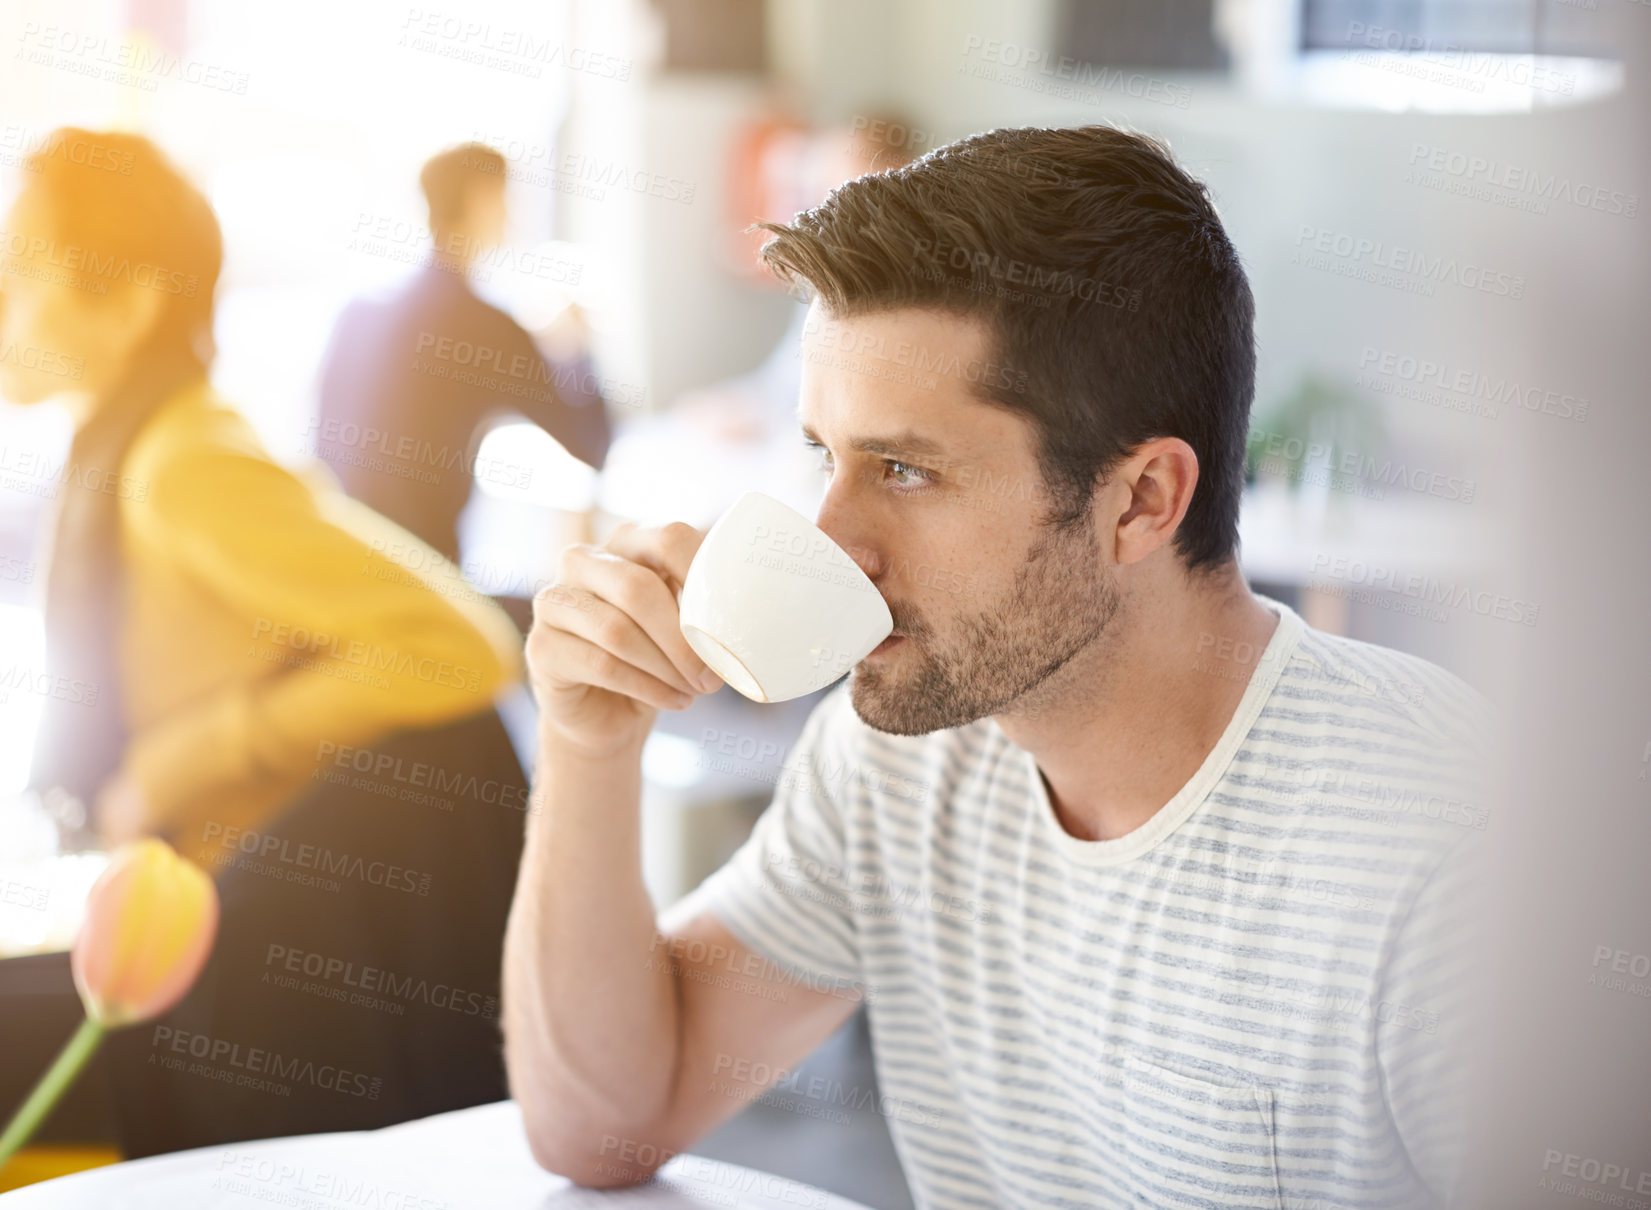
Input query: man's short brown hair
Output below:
<box><xmin>419</xmin><ymin>143</ymin><xmax>506</xmax><ymax>232</ymax></box>
<box><xmin>759</xmin><ymin>124</ymin><xmax>1255</xmax><ymax>576</ymax></box>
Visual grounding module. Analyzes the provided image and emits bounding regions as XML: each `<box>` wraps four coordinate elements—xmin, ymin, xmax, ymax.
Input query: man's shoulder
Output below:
<box><xmin>399</xmin><ymin>268</ymin><xmax>531</xmax><ymax>337</ymax></box>
<box><xmin>1282</xmin><ymin>620</ymin><xmax>1491</xmax><ymax>753</ymax></box>
<box><xmin>1271</xmin><ymin>621</ymin><xmax>1495</xmax><ymax>846</ymax></box>
<box><xmin>333</xmin><ymin>270</ymin><xmax>516</xmax><ymax>330</ymax></box>
<box><xmin>328</xmin><ymin>282</ymin><xmax>403</xmax><ymax>333</ymax></box>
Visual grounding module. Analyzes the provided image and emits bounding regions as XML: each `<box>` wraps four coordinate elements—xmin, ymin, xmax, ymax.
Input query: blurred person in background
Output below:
<box><xmin>0</xmin><ymin>129</ymin><xmax>534</xmax><ymax>1154</ymax></box>
<box><xmin>313</xmin><ymin>142</ymin><xmax>611</xmax><ymax>593</ymax></box>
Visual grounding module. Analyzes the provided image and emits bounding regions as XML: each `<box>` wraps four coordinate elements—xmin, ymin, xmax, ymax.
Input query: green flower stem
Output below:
<box><xmin>0</xmin><ymin>1017</ymin><xmax>105</xmax><ymax>1172</ymax></box>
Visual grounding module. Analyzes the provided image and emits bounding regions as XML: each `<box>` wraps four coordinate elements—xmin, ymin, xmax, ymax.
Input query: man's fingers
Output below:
<box><xmin>546</xmin><ymin>582</ymin><xmax>699</xmax><ymax>698</ymax></box>
<box><xmin>569</xmin><ymin>537</ymin><xmax>718</xmax><ymax>690</ymax></box>
<box><xmin>606</xmin><ymin>521</ymin><xmax>705</xmax><ymax>605</ymax></box>
<box><xmin>539</xmin><ymin>629</ymin><xmax>693</xmax><ymax>712</ymax></box>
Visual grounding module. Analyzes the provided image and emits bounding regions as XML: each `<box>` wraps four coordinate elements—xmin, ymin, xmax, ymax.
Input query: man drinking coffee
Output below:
<box><xmin>502</xmin><ymin>125</ymin><xmax>1486</xmax><ymax>1209</ymax></box>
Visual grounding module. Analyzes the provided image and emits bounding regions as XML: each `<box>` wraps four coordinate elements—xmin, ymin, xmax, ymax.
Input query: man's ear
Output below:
<box><xmin>1109</xmin><ymin>438</ymin><xmax>1200</xmax><ymax>567</ymax></box>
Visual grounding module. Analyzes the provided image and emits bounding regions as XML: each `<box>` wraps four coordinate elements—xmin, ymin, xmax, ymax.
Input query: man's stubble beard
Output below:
<box><xmin>849</xmin><ymin>512</ymin><xmax>1120</xmax><ymax>736</ymax></box>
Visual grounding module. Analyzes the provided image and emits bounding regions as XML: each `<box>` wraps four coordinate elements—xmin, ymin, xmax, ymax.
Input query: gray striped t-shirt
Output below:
<box><xmin>688</xmin><ymin>596</ymin><xmax>1487</xmax><ymax>1210</ymax></box>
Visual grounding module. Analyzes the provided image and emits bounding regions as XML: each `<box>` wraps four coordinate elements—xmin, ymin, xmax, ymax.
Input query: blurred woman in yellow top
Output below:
<box><xmin>1</xmin><ymin>130</ymin><xmax>536</xmax><ymax>1153</ymax></box>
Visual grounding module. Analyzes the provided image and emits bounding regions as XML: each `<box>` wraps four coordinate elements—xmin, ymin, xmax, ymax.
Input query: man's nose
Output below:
<box><xmin>815</xmin><ymin>490</ymin><xmax>881</xmax><ymax>583</ymax></box>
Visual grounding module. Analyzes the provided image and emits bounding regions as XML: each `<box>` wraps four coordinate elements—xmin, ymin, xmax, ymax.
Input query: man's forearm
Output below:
<box><xmin>502</xmin><ymin>725</ymin><xmax>679</xmax><ymax>1176</ymax></box>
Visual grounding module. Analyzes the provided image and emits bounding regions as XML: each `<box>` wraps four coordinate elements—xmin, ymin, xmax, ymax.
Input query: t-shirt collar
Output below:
<box><xmin>1006</xmin><ymin>594</ymin><xmax>1306</xmax><ymax>868</ymax></box>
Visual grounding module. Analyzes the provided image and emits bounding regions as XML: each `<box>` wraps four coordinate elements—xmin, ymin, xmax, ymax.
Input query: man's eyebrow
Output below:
<box><xmin>798</xmin><ymin>423</ymin><xmax>951</xmax><ymax>460</ymax></box>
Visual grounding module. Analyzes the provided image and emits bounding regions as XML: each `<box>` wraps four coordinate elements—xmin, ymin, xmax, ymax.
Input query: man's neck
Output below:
<box><xmin>426</xmin><ymin>251</ymin><xmax>475</xmax><ymax>280</ymax></box>
<box><xmin>992</xmin><ymin>567</ymin><xmax>1280</xmax><ymax>843</ymax></box>
<box><xmin>428</xmin><ymin>229</ymin><xmax>481</xmax><ymax>280</ymax></box>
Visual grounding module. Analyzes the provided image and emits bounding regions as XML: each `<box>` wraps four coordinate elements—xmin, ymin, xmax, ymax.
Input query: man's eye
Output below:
<box><xmin>886</xmin><ymin>460</ymin><xmax>927</xmax><ymax>487</ymax></box>
<box><xmin>804</xmin><ymin>441</ymin><xmax>930</xmax><ymax>491</ymax></box>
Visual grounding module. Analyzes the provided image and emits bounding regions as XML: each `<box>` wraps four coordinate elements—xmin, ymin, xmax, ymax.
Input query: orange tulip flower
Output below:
<box><xmin>71</xmin><ymin>838</ymin><xmax>219</xmax><ymax>1027</ymax></box>
<box><xmin>0</xmin><ymin>839</ymin><xmax>219</xmax><ymax>1171</ymax></box>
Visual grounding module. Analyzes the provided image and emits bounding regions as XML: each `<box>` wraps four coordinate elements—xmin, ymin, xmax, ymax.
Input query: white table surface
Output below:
<box><xmin>0</xmin><ymin>1101</ymin><xmax>872</xmax><ymax>1210</ymax></box>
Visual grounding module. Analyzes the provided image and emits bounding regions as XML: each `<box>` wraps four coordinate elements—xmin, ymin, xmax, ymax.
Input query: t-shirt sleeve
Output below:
<box><xmin>1375</xmin><ymin>830</ymin><xmax>1485</xmax><ymax>1207</ymax></box>
<box><xmin>678</xmin><ymin>685</ymin><xmax>862</xmax><ymax>988</ymax></box>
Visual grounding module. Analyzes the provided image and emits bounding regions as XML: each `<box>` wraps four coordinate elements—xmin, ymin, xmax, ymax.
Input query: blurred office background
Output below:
<box><xmin>1</xmin><ymin>1</ymin><xmax>1647</xmax><ymax>1206</ymax></box>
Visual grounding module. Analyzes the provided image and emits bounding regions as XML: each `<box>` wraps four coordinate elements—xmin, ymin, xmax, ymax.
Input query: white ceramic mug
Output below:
<box><xmin>678</xmin><ymin>492</ymin><xmax>893</xmax><ymax>703</ymax></box>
